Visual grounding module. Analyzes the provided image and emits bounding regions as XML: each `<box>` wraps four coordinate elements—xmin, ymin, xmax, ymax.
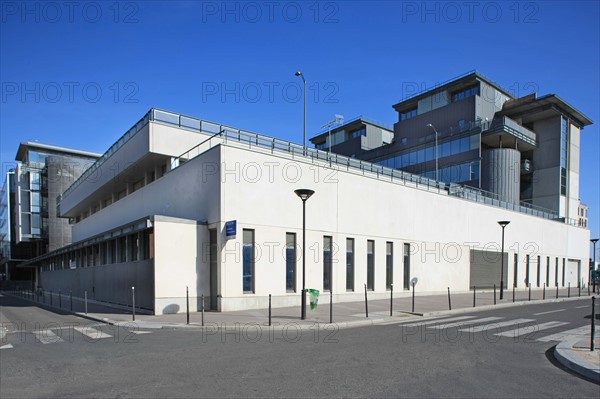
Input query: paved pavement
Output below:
<box><xmin>3</xmin><ymin>288</ymin><xmax>599</xmax><ymax>383</ymax></box>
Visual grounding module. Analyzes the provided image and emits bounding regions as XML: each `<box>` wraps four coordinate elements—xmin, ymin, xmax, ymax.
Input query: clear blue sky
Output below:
<box><xmin>1</xmin><ymin>1</ymin><xmax>599</xmax><ymax>253</ymax></box>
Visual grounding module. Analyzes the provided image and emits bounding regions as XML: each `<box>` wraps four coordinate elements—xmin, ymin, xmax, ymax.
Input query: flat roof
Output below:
<box><xmin>16</xmin><ymin>142</ymin><xmax>102</xmax><ymax>161</ymax></box>
<box><xmin>500</xmin><ymin>94</ymin><xmax>593</xmax><ymax>128</ymax></box>
<box><xmin>392</xmin><ymin>71</ymin><xmax>516</xmax><ymax>110</ymax></box>
<box><xmin>310</xmin><ymin>116</ymin><xmax>393</xmax><ymax>142</ymax></box>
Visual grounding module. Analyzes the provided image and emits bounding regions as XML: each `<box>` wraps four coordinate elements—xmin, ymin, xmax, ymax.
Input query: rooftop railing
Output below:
<box><xmin>62</xmin><ymin>108</ymin><xmax>569</xmax><ymax>225</ymax></box>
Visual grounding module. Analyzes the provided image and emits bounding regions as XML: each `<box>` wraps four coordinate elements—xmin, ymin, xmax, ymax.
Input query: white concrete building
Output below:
<box><xmin>23</xmin><ymin>108</ymin><xmax>591</xmax><ymax>314</ymax></box>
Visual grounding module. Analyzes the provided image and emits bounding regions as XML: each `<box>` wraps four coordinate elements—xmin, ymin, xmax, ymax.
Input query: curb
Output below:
<box><xmin>554</xmin><ymin>338</ymin><xmax>600</xmax><ymax>382</ymax></box>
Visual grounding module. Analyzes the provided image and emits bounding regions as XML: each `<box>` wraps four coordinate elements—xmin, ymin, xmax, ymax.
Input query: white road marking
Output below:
<box><xmin>401</xmin><ymin>316</ymin><xmax>476</xmax><ymax>327</ymax></box>
<box><xmin>74</xmin><ymin>327</ymin><xmax>112</xmax><ymax>340</ymax></box>
<box><xmin>533</xmin><ymin>309</ymin><xmax>565</xmax><ymax>316</ymax></box>
<box><xmin>575</xmin><ymin>305</ymin><xmax>588</xmax><ymax>309</ymax></box>
<box><xmin>32</xmin><ymin>330</ymin><xmax>64</xmax><ymax>344</ymax></box>
<box><xmin>0</xmin><ymin>344</ymin><xmax>13</xmax><ymax>350</ymax></box>
<box><xmin>427</xmin><ymin>317</ymin><xmax>503</xmax><ymax>329</ymax></box>
<box><xmin>495</xmin><ymin>321</ymin><xmax>570</xmax><ymax>338</ymax></box>
<box><xmin>461</xmin><ymin>319</ymin><xmax>534</xmax><ymax>333</ymax></box>
<box><xmin>537</xmin><ymin>325</ymin><xmax>600</xmax><ymax>342</ymax></box>
<box><xmin>130</xmin><ymin>330</ymin><xmax>152</xmax><ymax>335</ymax></box>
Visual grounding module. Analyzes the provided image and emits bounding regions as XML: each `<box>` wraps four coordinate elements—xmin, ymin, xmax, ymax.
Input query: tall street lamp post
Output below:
<box><xmin>295</xmin><ymin>189</ymin><xmax>315</xmax><ymax>320</ymax></box>
<box><xmin>295</xmin><ymin>71</ymin><xmax>306</xmax><ymax>155</ymax></box>
<box><xmin>498</xmin><ymin>221</ymin><xmax>510</xmax><ymax>300</ymax></box>
<box><xmin>320</xmin><ymin>115</ymin><xmax>344</xmax><ymax>157</ymax></box>
<box><xmin>426</xmin><ymin>124</ymin><xmax>439</xmax><ymax>182</ymax></box>
<box><xmin>591</xmin><ymin>238</ymin><xmax>599</xmax><ymax>292</ymax></box>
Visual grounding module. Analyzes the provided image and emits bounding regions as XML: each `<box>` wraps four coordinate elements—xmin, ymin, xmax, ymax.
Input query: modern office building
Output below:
<box><xmin>0</xmin><ymin>142</ymin><xmax>100</xmax><ymax>281</ymax></box>
<box><xmin>18</xmin><ymin>98</ymin><xmax>591</xmax><ymax>314</ymax></box>
<box><xmin>310</xmin><ymin>71</ymin><xmax>592</xmax><ymax>225</ymax></box>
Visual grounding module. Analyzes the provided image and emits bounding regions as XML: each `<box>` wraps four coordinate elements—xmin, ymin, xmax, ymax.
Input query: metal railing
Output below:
<box><xmin>62</xmin><ymin>108</ymin><xmax>573</xmax><ymax>225</ymax></box>
<box><xmin>486</xmin><ymin>116</ymin><xmax>537</xmax><ymax>146</ymax></box>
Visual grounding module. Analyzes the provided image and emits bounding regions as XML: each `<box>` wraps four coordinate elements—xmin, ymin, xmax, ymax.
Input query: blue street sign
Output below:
<box><xmin>225</xmin><ymin>220</ymin><xmax>237</xmax><ymax>239</ymax></box>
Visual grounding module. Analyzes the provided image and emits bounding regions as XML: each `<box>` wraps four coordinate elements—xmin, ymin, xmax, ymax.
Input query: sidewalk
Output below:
<box><xmin>554</xmin><ymin>337</ymin><xmax>600</xmax><ymax>382</ymax></box>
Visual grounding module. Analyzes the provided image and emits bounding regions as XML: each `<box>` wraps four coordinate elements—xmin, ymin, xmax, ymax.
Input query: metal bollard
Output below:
<box><xmin>512</xmin><ymin>285</ymin><xmax>515</xmax><ymax>303</ymax></box>
<box><xmin>364</xmin><ymin>284</ymin><xmax>369</xmax><ymax>318</ymax></box>
<box><xmin>473</xmin><ymin>286</ymin><xmax>476</xmax><ymax>307</ymax></box>
<box><xmin>578</xmin><ymin>283</ymin><xmax>581</xmax><ymax>297</ymax></box>
<box><xmin>411</xmin><ymin>283</ymin><xmax>415</xmax><ymax>313</ymax></box>
<box><xmin>591</xmin><ymin>296</ymin><xmax>596</xmax><ymax>352</ymax></box>
<box><xmin>70</xmin><ymin>291</ymin><xmax>73</xmax><ymax>311</ymax></box>
<box><xmin>528</xmin><ymin>284</ymin><xmax>531</xmax><ymax>301</ymax></box>
<box><xmin>543</xmin><ymin>283</ymin><xmax>546</xmax><ymax>300</ymax></box>
<box><xmin>494</xmin><ymin>284</ymin><xmax>496</xmax><ymax>305</ymax></box>
<box><xmin>50</xmin><ymin>290</ymin><xmax>53</xmax><ymax>306</ymax></box>
<box><xmin>43</xmin><ymin>290</ymin><xmax>45</xmax><ymax>304</ymax></box>
<box><xmin>447</xmin><ymin>287</ymin><xmax>451</xmax><ymax>311</ymax></box>
<box><xmin>186</xmin><ymin>286</ymin><xmax>189</xmax><ymax>325</ymax></box>
<box><xmin>390</xmin><ymin>284</ymin><xmax>394</xmax><ymax>316</ymax></box>
<box><xmin>84</xmin><ymin>291</ymin><xmax>88</xmax><ymax>314</ymax></box>
<box><xmin>329</xmin><ymin>290</ymin><xmax>333</xmax><ymax>324</ymax></box>
<box><xmin>269</xmin><ymin>294</ymin><xmax>272</xmax><ymax>326</ymax></box>
<box><xmin>556</xmin><ymin>285</ymin><xmax>559</xmax><ymax>299</ymax></box>
<box><xmin>201</xmin><ymin>294</ymin><xmax>205</xmax><ymax>327</ymax></box>
<box><xmin>59</xmin><ymin>290</ymin><xmax>62</xmax><ymax>308</ymax></box>
<box><xmin>132</xmin><ymin>287</ymin><xmax>135</xmax><ymax>321</ymax></box>
<box><xmin>568</xmin><ymin>282</ymin><xmax>570</xmax><ymax>298</ymax></box>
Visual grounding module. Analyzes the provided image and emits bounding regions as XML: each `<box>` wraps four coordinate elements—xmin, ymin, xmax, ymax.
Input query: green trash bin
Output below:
<box><xmin>306</xmin><ymin>289</ymin><xmax>320</xmax><ymax>311</ymax></box>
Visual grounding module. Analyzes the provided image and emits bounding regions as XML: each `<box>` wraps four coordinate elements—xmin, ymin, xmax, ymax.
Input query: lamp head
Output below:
<box><xmin>294</xmin><ymin>189</ymin><xmax>315</xmax><ymax>201</ymax></box>
<box><xmin>295</xmin><ymin>71</ymin><xmax>303</xmax><ymax>77</ymax></box>
<box><xmin>498</xmin><ymin>220</ymin><xmax>511</xmax><ymax>228</ymax></box>
<box><xmin>591</xmin><ymin>238</ymin><xmax>599</xmax><ymax>244</ymax></box>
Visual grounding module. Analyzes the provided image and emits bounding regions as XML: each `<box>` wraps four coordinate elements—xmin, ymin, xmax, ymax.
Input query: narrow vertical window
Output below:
<box><xmin>346</xmin><ymin>238</ymin><xmax>354</xmax><ymax>291</ymax></box>
<box><xmin>243</xmin><ymin>229</ymin><xmax>255</xmax><ymax>293</ymax></box>
<box><xmin>286</xmin><ymin>233</ymin><xmax>296</xmax><ymax>292</ymax></box>
<box><xmin>386</xmin><ymin>242</ymin><xmax>393</xmax><ymax>290</ymax></box>
<box><xmin>323</xmin><ymin>236</ymin><xmax>332</xmax><ymax>292</ymax></box>
<box><xmin>367</xmin><ymin>240</ymin><xmax>375</xmax><ymax>291</ymax></box>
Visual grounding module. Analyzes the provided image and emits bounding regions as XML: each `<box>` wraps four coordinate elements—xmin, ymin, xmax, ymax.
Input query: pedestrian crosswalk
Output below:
<box><xmin>0</xmin><ymin>325</ymin><xmax>154</xmax><ymax>350</ymax></box>
<box><xmin>395</xmin><ymin>314</ymin><xmax>599</xmax><ymax>342</ymax></box>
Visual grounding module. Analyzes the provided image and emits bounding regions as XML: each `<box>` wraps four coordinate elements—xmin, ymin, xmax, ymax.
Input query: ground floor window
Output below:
<box><xmin>367</xmin><ymin>240</ymin><xmax>375</xmax><ymax>291</ymax></box>
<box><xmin>243</xmin><ymin>229</ymin><xmax>255</xmax><ymax>293</ymax></box>
<box><xmin>346</xmin><ymin>238</ymin><xmax>354</xmax><ymax>291</ymax></box>
<box><xmin>286</xmin><ymin>233</ymin><xmax>296</xmax><ymax>292</ymax></box>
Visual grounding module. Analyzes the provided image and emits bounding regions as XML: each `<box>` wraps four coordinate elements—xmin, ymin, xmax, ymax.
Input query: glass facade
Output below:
<box><xmin>286</xmin><ymin>233</ymin><xmax>296</xmax><ymax>292</ymax></box>
<box><xmin>560</xmin><ymin>117</ymin><xmax>568</xmax><ymax>196</ymax></box>
<box><xmin>400</xmin><ymin>108</ymin><xmax>417</xmax><ymax>121</ymax></box>
<box><xmin>451</xmin><ymin>84</ymin><xmax>480</xmax><ymax>102</ymax></box>
<box><xmin>346</xmin><ymin>238</ymin><xmax>354</xmax><ymax>291</ymax></box>
<box><xmin>243</xmin><ymin>229</ymin><xmax>254</xmax><ymax>293</ymax></box>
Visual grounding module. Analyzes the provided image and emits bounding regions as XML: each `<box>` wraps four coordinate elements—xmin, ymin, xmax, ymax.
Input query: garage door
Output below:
<box><xmin>470</xmin><ymin>249</ymin><xmax>508</xmax><ymax>289</ymax></box>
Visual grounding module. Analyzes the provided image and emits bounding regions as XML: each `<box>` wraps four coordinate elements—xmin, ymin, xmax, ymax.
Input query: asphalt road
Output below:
<box><xmin>1</xmin><ymin>292</ymin><xmax>598</xmax><ymax>398</ymax></box>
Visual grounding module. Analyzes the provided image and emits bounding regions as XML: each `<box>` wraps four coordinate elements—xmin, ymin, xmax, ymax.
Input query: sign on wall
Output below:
<box><xmin>225</xmin><ymin>220</ymin><xmax>237</xmax><ymax>240</ymax></box>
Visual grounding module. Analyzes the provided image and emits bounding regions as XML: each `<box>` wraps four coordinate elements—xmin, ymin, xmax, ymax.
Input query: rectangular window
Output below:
<box><xmin>513</xmin><ymin>254</ymin><xmax>518</xmax><ymax>288</ymax></box>
<box><xmin>400</xmin><ymin>108</ymin><xmax>417</xmax><ymax>121</ymax></box>
<box><xmin>386</xmin><ymin>242</ymin><xmax>393</xmax><ymax>290</ymax></box>
<box><xmin>367</xmin><ymin>240</ymin><xmax>375</xmax><ymax>291</ymax></box>
<box><xmin>346</xmin><ymin>238</ymin><xmax>354</xmax><ymax>291</ymax></box>
<box><xmin>403</xmin><ymin>243</ymin><xmax>411</xmax><ymax>290</ymax></box>
<box><xmin>286</xmin><ymin>233</ymin><xmax>296</xmax><ymax>292</ymax></box>
<box><xmin>243</xmin><ymin>229</ymin><xmax>255</xmax><ymax>293</ymax></box>
<box><xmin>560</xmin><ymin>117</ymin><xmax>568</xmax><ymax>196</ymax></box>
<box><xmin>323</xmin><ymin>236</ymin><xmax>332</xmax><ymax>292</ymax></box>
<box><xmin>536</xmin><ymin>256</ymin><xmax>541</xmax><ymax>287</ymax></box>
<box><xmin>119</xmin><ymin>236</ymin><xmax>127</xmax><ymax>263</ymax></box>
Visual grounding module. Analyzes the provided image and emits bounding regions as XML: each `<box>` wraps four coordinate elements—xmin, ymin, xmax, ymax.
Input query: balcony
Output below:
<box><xmin>482</xmin><ymin>116</ymin><xmax>537</xmax><ymax>150</ymax></box>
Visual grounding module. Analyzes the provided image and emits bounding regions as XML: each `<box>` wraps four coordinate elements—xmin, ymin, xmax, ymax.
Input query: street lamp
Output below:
<box><xmin>320</xmin><ymin>115</ymin><xmax>344</xmax><ymax>157</ymax></box>
<box><xmin>295</xmin><ymin>188</ymin><xmax>315</xmax><ymax>320</ymax></box>
<box><xmin>591</xmin><ymin>238</ymin><xmax>599</xmax><ymax>292</ymax></box>
<box><xmin>426</xmin><ymin>124</ymin><xmax>439</xmax><ymax>182</ymax></box>
<box><xmin>498</xmin><ymin>221</ymin><xmax>510</xmax><ymax>300</ymax></box>
<box><xmin>295</xmin><ymin>71</ymin><xmax>306</xmax><ymax>155</ymax></box>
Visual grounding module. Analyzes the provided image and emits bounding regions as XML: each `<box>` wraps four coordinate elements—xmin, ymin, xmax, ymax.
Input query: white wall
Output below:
<box><xmin>216</xmin><ymin>143</ymin><xmax>590</xmax><ymax>310</ymax></box>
